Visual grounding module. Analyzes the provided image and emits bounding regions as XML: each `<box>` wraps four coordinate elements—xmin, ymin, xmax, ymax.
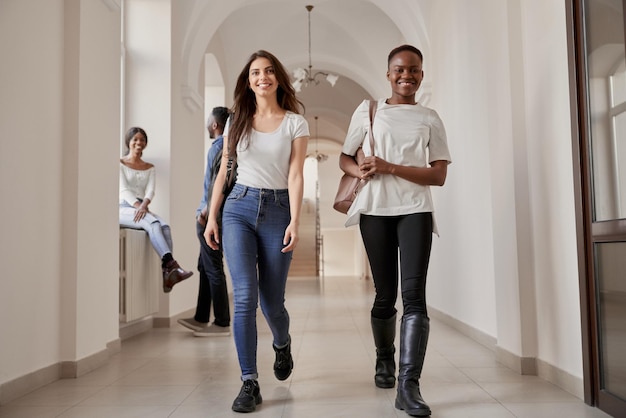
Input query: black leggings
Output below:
<box><xmin>359</xmin><ymin>212</ymin><xmax>433</xmax><ymax>320</ymax></box>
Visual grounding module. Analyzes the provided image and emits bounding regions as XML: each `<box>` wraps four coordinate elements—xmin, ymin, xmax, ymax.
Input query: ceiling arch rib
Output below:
<box><xmin>180</xmin><ymin>1</ymin><xmax>240</xmax><ymax>103</ymax></box>
<box><xmin>278</xmin><ymin>5</ymin><xmax>397</xmax><ymax>100</ymax></box>
<box><xmin>181</xmin><ymin>0</ymin><xmax>428</xmax><ymax>100</ymax></box>
<box><xmin>179</xmin><ymin>0</ymin><xmax>432</xmax><ymax>147</ymax></box>
<box><xmin>370</xmin><ymin>0</ymin><xmax>430</xmax><ymax>57</ymax></box>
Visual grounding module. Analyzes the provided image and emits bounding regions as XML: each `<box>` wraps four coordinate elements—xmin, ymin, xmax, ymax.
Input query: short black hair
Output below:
<box><xmin>209</xmin><ymin>106</ymin><xmax>230</xmax><ymax>130</ymax></box>
<box><xmin>387</xmin><ymin>45</ymin><xmax>423</xmax><ymax>67</ymax></box>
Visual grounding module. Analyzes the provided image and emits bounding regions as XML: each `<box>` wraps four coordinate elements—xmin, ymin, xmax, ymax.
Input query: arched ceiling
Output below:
<box><xmin>179</xmin><ymin>0</ymin><xmax>431</xmax><ymax>151</ymax></box>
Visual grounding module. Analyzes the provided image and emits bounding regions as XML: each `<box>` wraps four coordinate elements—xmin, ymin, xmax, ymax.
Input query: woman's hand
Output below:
<box><xmin>281</xmin><ymin>222</ymin><xmax>299</xmax><ymax>253</ymax></box>
<box><xmin>204</xmin><ymin>217</ymin><xmax>220</xmax><ymax>250</ymax></box>
<box><xmin>133</xmin><ymin>204</ymin><xmax>149</xmax><ymax>222</ymax></box>
<box><xmin>359</xmin><ymin>156</ymin><xmax>393</xmax><ymax>178</ymax></box>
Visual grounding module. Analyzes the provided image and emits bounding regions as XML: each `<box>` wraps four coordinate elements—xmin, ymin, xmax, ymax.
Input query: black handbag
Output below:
<box><xmin>223</xmin><ymin>157</ymin><xmax>237</xmax><ymax>196</ymax></box>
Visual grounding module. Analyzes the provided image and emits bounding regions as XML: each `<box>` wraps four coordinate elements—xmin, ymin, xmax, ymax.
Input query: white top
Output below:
<box><xmin>225</xmin><ymin>112</ymin><xmax>309</xmax><ymax>189</ymax></box>
<box><xmin>342</xmin><ymin>99</ymin><xmax>452</xmax><ymax>231</ymax></box>
<box><xmin>119</xmin><ymin>163</ymin><xmax>156</xmax><ymax>205</ymax></box>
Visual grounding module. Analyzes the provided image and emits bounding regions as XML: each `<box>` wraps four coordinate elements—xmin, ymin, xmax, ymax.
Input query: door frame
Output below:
<box><xmin>566</xmin><ymin>1</ymin><xmax>626</xmax><ymax>416</ymax></box>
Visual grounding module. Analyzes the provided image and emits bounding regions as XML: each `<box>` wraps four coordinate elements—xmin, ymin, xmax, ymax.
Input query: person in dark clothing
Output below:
<box><xmin>178</xmin><ymin>107</ymin><xmax>231</xmax><ymax>336</ymax></box>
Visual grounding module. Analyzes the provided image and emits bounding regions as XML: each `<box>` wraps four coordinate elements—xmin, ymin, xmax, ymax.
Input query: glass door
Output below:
<box><xmin>570</xmin><ymin>0</ymin><xmax>626</xmax><ymax>416</ymax></box>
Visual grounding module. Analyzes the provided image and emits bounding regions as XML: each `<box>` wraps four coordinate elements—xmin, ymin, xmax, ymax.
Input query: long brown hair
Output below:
<box><xmin>227</xmin><ymin>50</ymin><xmax>305</xmax><ymax>156</ymax></box>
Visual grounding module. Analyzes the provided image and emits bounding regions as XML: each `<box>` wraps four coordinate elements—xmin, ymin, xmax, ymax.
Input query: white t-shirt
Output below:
<box><xmin>342</xmin><ymin>99</ymin><xmax>452</xmax><ymax>231</ymax></box>
<box><xmin>225</xmin><ymin>112</ymin><xmax>309</xmax><ymax>189</ymax></box>
<box><xmin>119</xmin><ymin>163</ymin><xmax>156</xmax><ymax>205</ymax></box>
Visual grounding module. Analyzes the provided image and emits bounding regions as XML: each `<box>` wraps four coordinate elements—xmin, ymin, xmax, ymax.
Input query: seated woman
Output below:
<box><xmin>119</xmin><ymin>126</ymin><xmax>192</xmax><ymax>292</ymax></box>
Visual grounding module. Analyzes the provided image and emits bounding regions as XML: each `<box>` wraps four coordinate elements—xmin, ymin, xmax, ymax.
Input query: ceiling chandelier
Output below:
<box><xmin>312</xmin><ymin>116</ymin><xmax>328</xmax><ymax>163</ymax></box>
<box><xmin>292</xmin><ymin>5</ymin><xmax>339</xmax><ymax>93</ymax></box>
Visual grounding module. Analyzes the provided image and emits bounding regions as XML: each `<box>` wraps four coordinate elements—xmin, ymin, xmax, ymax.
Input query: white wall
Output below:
<box><xmin>427</xmin><ymin>0</ymin><xmax>582</xmax><ymax>389</ymax></box>
<box><xmin>0</xmin><ymin>0</ymin><xmax>65</xmax><ymax>385</ymax></box>
<box><xmin>428</xmin><ymin>0</ymin><xmax>500</xmax><ymax>339</ymax></box>
<box><xmin>0</xmin><ymin>0</ymin><xmax>121</xmax><ymax>394</ymax></box>
<box><xmin>69</xmin><ymin>0</ymin><xmax>122</xmax><ymax>361</ymax></box>
<box><xmin>518</xmin><ymin>0</ymin><xmax>582</xmax><ymax>379</ymax></box>
<box><xmin>168</xmin><ymin>0</ymin><xmax>212</xmax><ymax>317</ymax></box>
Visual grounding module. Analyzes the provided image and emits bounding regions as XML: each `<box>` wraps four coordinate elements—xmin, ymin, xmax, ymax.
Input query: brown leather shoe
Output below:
<box><xmin>162</xmin><ymin>260</ymin><xmax>193</xmax><ymax>293</ymax></box>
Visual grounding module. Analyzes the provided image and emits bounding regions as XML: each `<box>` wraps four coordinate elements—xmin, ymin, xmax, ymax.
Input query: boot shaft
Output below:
<box><xmin>398</xmin><ymin>313</ymin><xmax>429</xmax><ymax>381</ymax></box>
<box><xmin>371</xmin><ymin>313</ymin><xmax>397</xmax><ymax>389</ymax></box>
<box><xmin>371</xmin><ymin>313</ymin><xmax>397</xmax><ymax>350</ymax></box>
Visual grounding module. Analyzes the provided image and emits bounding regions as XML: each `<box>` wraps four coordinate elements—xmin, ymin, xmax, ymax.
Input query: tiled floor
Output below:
<box><xmin>0</xmin><ymin>275</ymin><xmax>614</xmax><ymax>417</ymax></box>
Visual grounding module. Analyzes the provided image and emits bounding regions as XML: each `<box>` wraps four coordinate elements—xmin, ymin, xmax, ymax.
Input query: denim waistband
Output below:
<box><xmin>232</xmin><ymin>183</ymin><xmax>289</xmax><ymax>198</ymax></box>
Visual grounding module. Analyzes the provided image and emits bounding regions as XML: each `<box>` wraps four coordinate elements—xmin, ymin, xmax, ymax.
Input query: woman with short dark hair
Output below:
<box><xmin>339</xmin><ymin>45</ymin><xmax>452</xmax><ymax>417</ymax></box>
<box><xmin>119</xmin><ymin>127</ymin><xmax>193</xmax><ymax>293</ymax></box>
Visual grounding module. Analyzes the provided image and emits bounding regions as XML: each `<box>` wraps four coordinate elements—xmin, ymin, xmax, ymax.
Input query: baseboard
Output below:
<box><xmin>428</xmin><ymin>306</ymin><xmax>497</xmax><ymax>351</ymax></box>
<box><xmin>59</xmin><ymin>338</ymin><xmax>120</xmax><ymax>378</ymax></box>
<box><xmin>153</xmin><ymin>316</ymin><xmax>174</xmax><ymax>328</ymax></box>
<box><xmin>119</xmin><ymin>316</ymin><xmax>155</xmax><ymax>339</ymax></box>
<box><xmin>494</xmin><ymin>345</ymin><xmax>537</xmax><ymax>375</ymax></box>
<box><xmin>428</xmin><ymin>306</ymin><xmax>584</xmax><ymax>400</ymax></box>
<box><xmin>3</xmin><ymin>310</ymin><xmax>188</xmax><ymax>405</ymax></box>
<box><xmin>120</xmin><ymin>309</ymin><xmax>194</xmax><ymax>334</ymax></box>
<box><xmin>537</xmin><ymin>357</ymin><xmax>584</xmax><ymax>399</ymax></box>
<box><xmin>108</xmin><ymin>338</ymin><xmax>122</xmax><ymax>354</ymax></box>
<box><xmin>0</xmin><ymin>338</ymin><xmax>120</xmax><ymax>405</ymax></box>
<box><xmin>0</xmin><ymin>363</ymin><xmax>59</xmax><ymax>405</ymax></box>
<box><xmin>154</xmin><ymin>308</ymin><xmax>195</xmax><ymax>328</ymax></box>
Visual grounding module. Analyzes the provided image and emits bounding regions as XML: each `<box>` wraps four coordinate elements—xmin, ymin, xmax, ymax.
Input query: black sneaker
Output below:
<box><xmin>273</xmin><ymin>341</ymin><xmax>293</xmax><ymax>381</ymax></box>
<box><xmin>232</xmin><ymin>379</ymin><xmax>262</xmax><ymax>413</ymax></box>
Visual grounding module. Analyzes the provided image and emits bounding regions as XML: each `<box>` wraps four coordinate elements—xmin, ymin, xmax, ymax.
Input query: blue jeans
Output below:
<box><xmin>119</xmin><ymin>202</ymin><xmax>173</xmax><ymax>258</ymax></box>
<box><xmin>221</xmin><ymin>184</ymin><xmax>292</xmax><ymax>381</ymax></box>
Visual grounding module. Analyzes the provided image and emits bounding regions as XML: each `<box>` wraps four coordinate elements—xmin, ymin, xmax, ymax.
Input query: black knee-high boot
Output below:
<box><xmin>395</xmin><ymin>313</ymin><xmax>430</xmax><ymax>416</ymax></box>
<box><xmin>371</xmin><ymin>313</ymin><xmax>396</xmax><ymax>388</ymax></box>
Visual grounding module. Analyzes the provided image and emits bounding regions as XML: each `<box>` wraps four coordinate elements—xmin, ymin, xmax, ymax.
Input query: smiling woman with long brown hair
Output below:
<box><xmin>203</xmin><ymin>50</ymin><xmax>309</xmax><ymax>413</ymax></box>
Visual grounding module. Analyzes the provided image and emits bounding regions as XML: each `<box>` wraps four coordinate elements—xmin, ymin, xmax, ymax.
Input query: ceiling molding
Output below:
<box><xmin>181</xmin><ymin>85</ymin><xmax>203</xmax><ymax>113</ymax></box>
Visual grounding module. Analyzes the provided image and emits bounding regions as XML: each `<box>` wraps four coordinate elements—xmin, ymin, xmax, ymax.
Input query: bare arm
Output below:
<box><xmin>358</xmin><ymin>157</ymin><xmax>448</xmax><ymax>186</ymax></box>
<box><xmin>203</xmin><ymin>148</ymin><xmax>229</xmax><ymax>250</ymax></box>
<box><xmin>339</xmin><ymin>152</ymin><xmax>373</xmax><ymax>180</ymax></box>
<box><xmin>282</xmin><ymin>136</ymin><xmax>309</xmax><ymax>253</ymax></box>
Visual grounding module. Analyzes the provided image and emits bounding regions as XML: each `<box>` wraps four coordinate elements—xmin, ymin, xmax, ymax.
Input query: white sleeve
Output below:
<box><xmin>342</xmin><ymin>100</ymin><xmax>369</xmax><ymax>156</ymax></box>
<box><xmin>119</xmin><ymin>164</ymin><xmax>138</xmax><ymax>205</ymax></box>
<box><xmin>144</xmin><ymin>167</ymin><xmax>156</xmax><ymax>201</ymax></box>
<box><xmin>292</xmin><ymin>114</ymin><xmax>310</xmax><ymax>139</ymax></box>
<box><xmin>427</xmin><ymin>109</ymin><xmax>452</xmax><ymax>164</ymax></box>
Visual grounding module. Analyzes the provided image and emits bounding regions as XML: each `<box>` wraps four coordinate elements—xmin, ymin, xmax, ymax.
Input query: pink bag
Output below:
<box><xmin>333</xmin><ymin>100</ymin><xmax>377</xmax><ymax>214</ymax></box>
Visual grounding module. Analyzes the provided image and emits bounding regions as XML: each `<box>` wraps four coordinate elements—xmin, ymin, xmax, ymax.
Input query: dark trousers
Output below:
<box><xmin>195</xmin><ymin>220</ymin><xmax>231</xmax><ymax>327</ymax></box>
<box><xmin>359</xmin><ymin>212</ymin><xmax>433</xmax><ymax>320</ymax></box>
